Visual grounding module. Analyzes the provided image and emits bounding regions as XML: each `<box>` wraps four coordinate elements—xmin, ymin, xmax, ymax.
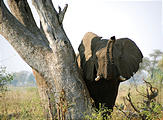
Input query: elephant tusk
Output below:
<box><xmin>95</xmin><ymin>76</ymin><xmax>100</xmax><ymax>81</ymax></box>
<box><xmin>119</xmin><ymin>75</ymin><xmax>126</xmax><ymax>82</ymax></box>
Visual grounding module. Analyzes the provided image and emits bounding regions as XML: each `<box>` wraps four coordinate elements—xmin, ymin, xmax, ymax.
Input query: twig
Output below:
<box><xmin>115</xmin><ymin>105</ymin><xmax>130</xmax><ymax>119</ymax></box>
<box><xmin>126</xmin><ymin>92</ymin><xmax>140</xmax><ymax>113</ymax></box>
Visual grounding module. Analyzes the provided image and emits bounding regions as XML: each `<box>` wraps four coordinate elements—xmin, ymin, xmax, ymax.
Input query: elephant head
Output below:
<box><xmin>77</xmin><ymin>32</ymin><xmax>143</xmax><ymax>111</ymax></box>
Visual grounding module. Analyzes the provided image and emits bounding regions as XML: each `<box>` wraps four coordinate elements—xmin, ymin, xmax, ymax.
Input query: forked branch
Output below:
<box><xmin>32</xmin><ymin>0</ymin><xmax>69</xmax><ymax>45</ymax></box>
<box><xmin>58</xmin><ymin>4</ymin><xmax>68</xmax><ymax>24</ymax></box>
<box><xmin>8</xmin><ymin>0</ymin><xmax>37</xmax><ymax>31</ymax></box>
<box><xmin>0</xmin><ymin>0</ymin><xmax>50</xmax><ymax>70</ymax></box>
<box><xmin>7</xmin><ymin>0</ymin><xmax>50</xmax><ymax>48</ymax></box>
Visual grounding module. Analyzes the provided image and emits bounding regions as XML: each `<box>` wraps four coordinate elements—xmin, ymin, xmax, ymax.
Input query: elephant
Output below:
<box><xmin>77</xmin><ymin>32</ymin><xmax>143</xmax><ymax>113</ymax></box>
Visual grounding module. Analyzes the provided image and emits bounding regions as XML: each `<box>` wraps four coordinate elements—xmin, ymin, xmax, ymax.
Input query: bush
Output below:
<box><xmin>115</xmin><ymin>80</ymin><xmax>163</xmax><ymax>120</ymax></box>
<box><xmin>0</xmin><ymin>67</ymin><xmax>14</xmax><ymax>119</ymax></box>
<box><xmin>84</xmin><ymin>104</ymin><xmax>112</xmax><ymax>120</ymax></box>
<box><xmin>0</xmin><ymin>66</ymin><xmax>13</xmax><ymax>94</ymax></box>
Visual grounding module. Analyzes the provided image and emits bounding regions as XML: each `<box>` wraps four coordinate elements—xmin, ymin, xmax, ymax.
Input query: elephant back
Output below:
<box><xmin>79</xmin><ymin>32</ymin><xmax>101</xmax><ymax>60</ymax></box>
<box><xmin>78</xmin><ymin>32</ymin><xmax>105</xmax><ymax>81</ymax></box>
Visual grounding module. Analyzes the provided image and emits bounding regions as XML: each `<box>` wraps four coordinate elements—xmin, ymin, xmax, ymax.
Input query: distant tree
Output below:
<box><xmin>149</xmin><ymin>49</ymin><xmax>163</xmax><ymax>60</ymax></box>
<box><xmin>130</xmin><ymin>57</ymin><xmax>151</xmax><ymax>84</ymax></box>
<box><xmin>139</xmin><ymin>50</ymin><xmax>163</xmax><ymax>78</ymax></box>
<box><xmin>11</xmin><ymin>71</ymin><xmax>36</xmax><ymax>86</ymax></box>
<box><xmin>149</xmin><ymin>49</ymin><xmax>163</xmax><ymax>78</ymax></box>
<box><xmin>158</xmin><ymin>55</ymin><xmax>163</xmax><ymax>71</ymax></box>
<box><xmin>139</xmin><ymin>57</ymin><xmax>151</xmax><ymax>73</ymax></box>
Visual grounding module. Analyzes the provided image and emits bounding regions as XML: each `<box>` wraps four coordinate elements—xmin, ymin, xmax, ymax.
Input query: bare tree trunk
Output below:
<box><xmin>32</xmin><ymin>69</ymin><xmax>56</xmax><ymax>119</ymax></box>
<box><xmin>0</xmin><ymin>0</ymin><xmax>91</xmax><ymax>119</ymax></box>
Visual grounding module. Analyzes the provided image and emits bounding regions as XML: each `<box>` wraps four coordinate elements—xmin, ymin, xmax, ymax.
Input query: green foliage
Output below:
<box><xmin>0</xmin><ymin>67</ymin><xmax>13</xmax><ymax>92</ymax></box>
<box><xmin>84</xmin><ymin>104</ymin><xmax>112</xmax><ymax>120</ymax></box>
<box><xmin>115</xmin><ymin>97</ymin><xmax>163</xmax><ymax>120</ymax></box>
<box><xmin>140</xmin><ymin>101</ymin><xmax>162</xmax><ymax>120</ymax></box>
<box><xmin>140</xmin><ymin>49</ymin><xmax>163</xmax><ymax>74</ymax></box>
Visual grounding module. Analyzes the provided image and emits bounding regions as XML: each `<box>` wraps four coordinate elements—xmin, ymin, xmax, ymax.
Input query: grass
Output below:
<box><xmin>0</xmin><ymin>87</ymin><xmax>44</xmax><ymax>120</ymax></box>
<box><xmin>0</xmin><ymin>85</ymin><xmax>162</xmax><ymax>120</ymax></box>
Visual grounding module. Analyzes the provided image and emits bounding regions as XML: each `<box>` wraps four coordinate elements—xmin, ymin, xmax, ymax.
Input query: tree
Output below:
<box><xmin>0</xmin><ymin>0</ymin><xmax>91</xmax><ymax>119</ymax></box>
<box><xmin>158</xmin><ymin>55</ymin><xmax>163</xmax><ymax>71</ymax></box>
<box><xmin>149</xmin><ymin>49</ymin><xmax>163</xmax><ymax>78</ymax></box>
<box><xmin>139</xmin><ymin>57</ymin><xmax>151</xmax><ymax>73</ymax></box>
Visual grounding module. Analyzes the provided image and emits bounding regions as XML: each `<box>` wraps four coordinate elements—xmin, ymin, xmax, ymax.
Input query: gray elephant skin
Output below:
<box><xmin>77</xmin><ymin>32</ymin><xmax>143</xmax><ymax>113</ymax></box>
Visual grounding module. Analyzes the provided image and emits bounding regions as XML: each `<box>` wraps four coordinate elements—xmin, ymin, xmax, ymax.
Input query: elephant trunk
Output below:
<box><xmin>105</xmin><ymin>36</ymin><xmax>116</xmax><ymax>80</ymax></box>
<box><xmin>95</xmin><ymin>36</ymin><xmax>117</xmax><ymax>81</ymax></box>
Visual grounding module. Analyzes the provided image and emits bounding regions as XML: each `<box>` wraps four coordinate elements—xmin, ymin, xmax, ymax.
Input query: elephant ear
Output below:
<box><xmin>113</xmin><ymin>38</ymin><xmax>143</xmax><ymax>80</ymax></box>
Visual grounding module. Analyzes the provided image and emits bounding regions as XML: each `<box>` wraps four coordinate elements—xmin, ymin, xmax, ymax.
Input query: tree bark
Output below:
<box><xmin>0</xmin><ymin>0</ymin><xmax>91</xmax><ymax>119</ymax></box>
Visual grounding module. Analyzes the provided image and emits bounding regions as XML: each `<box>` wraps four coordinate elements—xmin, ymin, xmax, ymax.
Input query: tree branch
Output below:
<box><xmin>0</xmin><ymin>0</ymin><xmax>51</xmax><ymax>70</ymax></box>
<box><xmin>144</xmin><ymin>80</ymin><xmax>158</xmax><ymax>101</ymax></box>
<box><xmin>58</xmin><ymin>4</ymin><xmax>68</xmax><ymax>24</ymax></box>
<box><xmin>7</xmin><ymin>0</ymin><xmax>50</xmax><ymax>49</ymax></box>
<box><xmin>115</xmin><ymin>105</ymin><xmax>130</xmax><ymax>119</ymax></box>
<box><xmin>8</xmin><ymin>0</ymin><xmax>37</xmax><ymax>31</ymax></box>
<box><xmin>126</xmin><ymin>92</ymin><xmax>140</xmax><ymax>113</ymax></box>
<box><xmin>32</xmin><ymin>0</ymin><xmax>69</xmax><ymax>45</ymax></box>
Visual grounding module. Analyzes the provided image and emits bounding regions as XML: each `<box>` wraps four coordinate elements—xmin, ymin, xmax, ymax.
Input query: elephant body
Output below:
<box><xmin>77</xmin><ymin>32</ymin><xmax>143</xmax><ymax>111</ymax></box>
<box><xmin>86</xmin><ymin>78</ymin><xmax>120</xmax><ymax>110</ymax></box>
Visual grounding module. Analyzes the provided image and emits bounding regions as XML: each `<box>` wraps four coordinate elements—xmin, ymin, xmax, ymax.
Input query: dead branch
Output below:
<box><xmin>58</xmin><ymin>4</ymin><xmax>68</xmax><ymax>24</ymax></box>
<box><xmin>115</xmin><ymin>105</ymin><xmax>130</xmax><ymax>119</ymax></box>
<box><xmin>144</xmin><ymin>80</ymin><xmax>158</xmax><ymax>101</ymax></box>
<box><xmin>126</xmin><ymin>92</ymin><xmax>140</xmax><ymax>113</ymax></box>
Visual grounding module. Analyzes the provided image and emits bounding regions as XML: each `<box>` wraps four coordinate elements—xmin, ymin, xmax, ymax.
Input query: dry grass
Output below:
<box><xmin>0</xmin><ymin>87</ymin><xmax>44</xmax><ymax>120</ymax></box>
<box><xmin>116</xmin><ymin>83</ymin><xmax>141</xmax><ymax>105</ymax></box>
<box><xmin>116</xmin><ymin>83</ymin><xmax>163</xmax><ymax>105</ymax></box>
<box><xmin>0</xmin><ymin>85</ymin><xmax>162</xmax><ymax>120</ymax></box>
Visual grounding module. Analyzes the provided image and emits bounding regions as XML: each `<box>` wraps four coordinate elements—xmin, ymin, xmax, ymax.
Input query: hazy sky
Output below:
<box><xmin>0</xmin><ymin>0</ymin><xmax>162</xmax><ymax>72</ymax></box>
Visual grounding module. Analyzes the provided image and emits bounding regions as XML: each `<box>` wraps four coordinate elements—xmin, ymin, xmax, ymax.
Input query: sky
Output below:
<box><xmin>0</xmin><ymin>0</ymin><xmax>162</xmax><ymax>72</ymax></box>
